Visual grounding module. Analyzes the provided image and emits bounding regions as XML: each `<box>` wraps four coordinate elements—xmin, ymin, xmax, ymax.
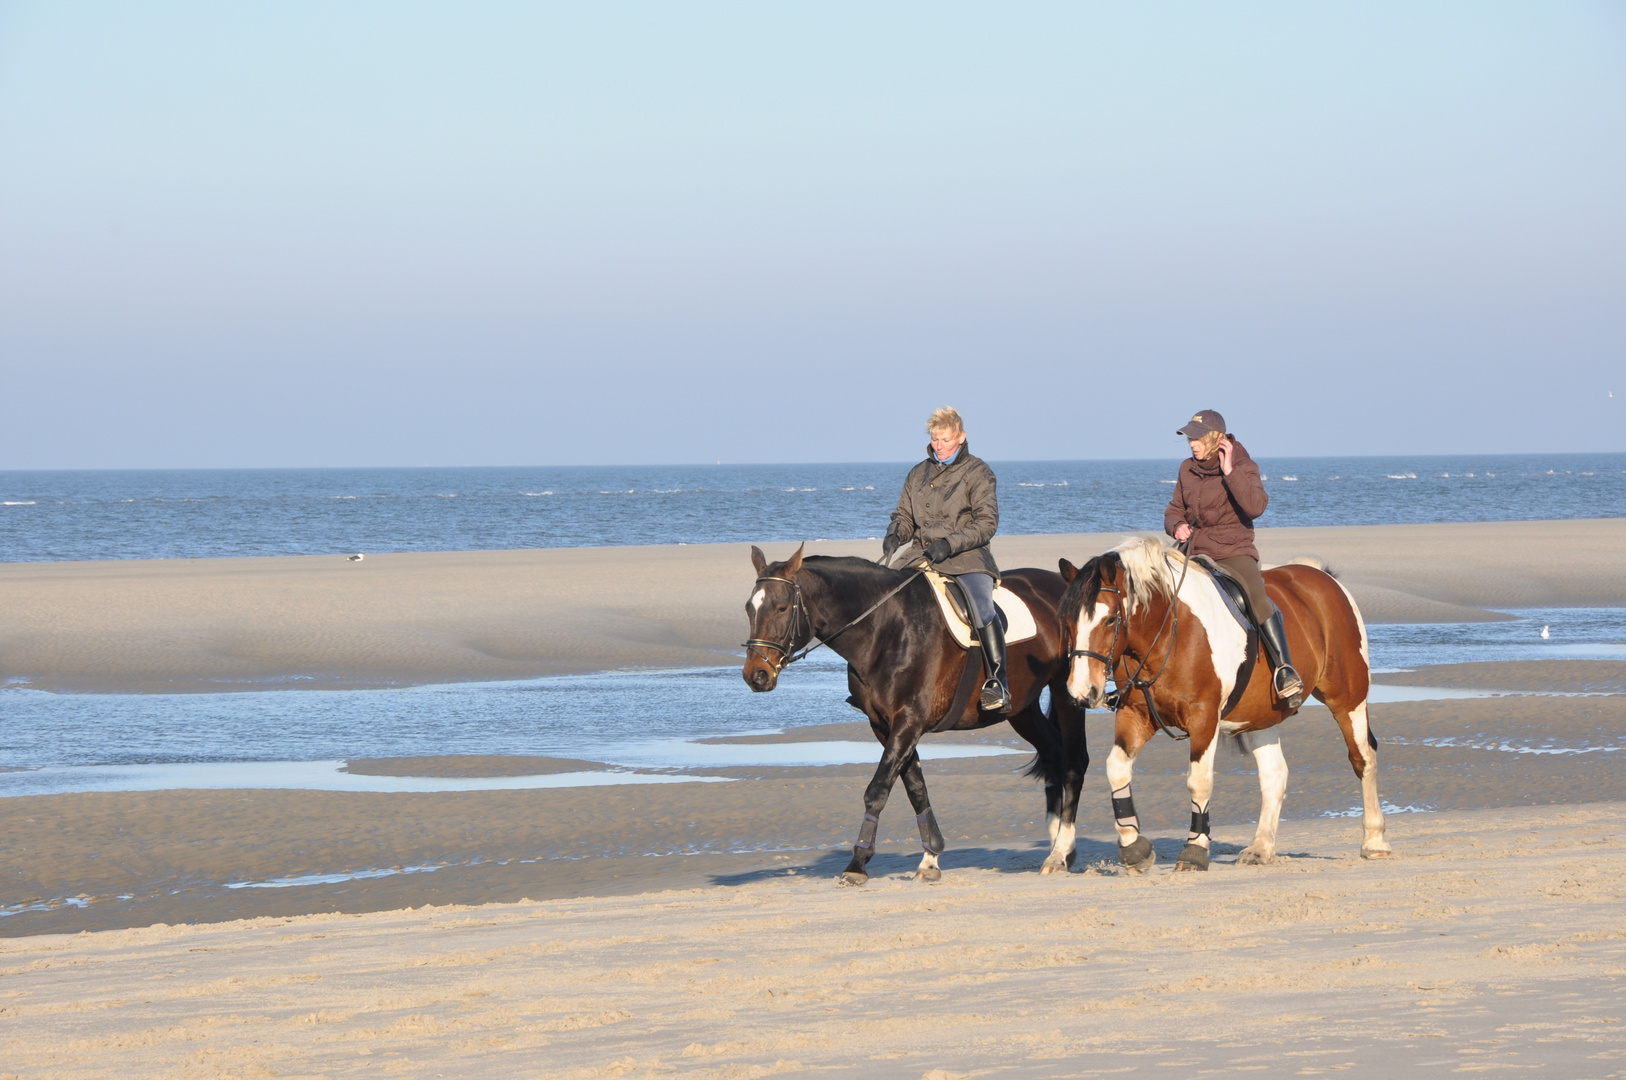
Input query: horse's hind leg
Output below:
<box><xmin>1329</xmin><ymin>697</ymin><xmax>1389</xmax><ymax>858</ymax></box>
<box><xmin>899</xmin><ymin>752</ymin><xmax>945</xmax><ymax>882</ymax></box>
<box><xmin>1236</xmin><ymin>729</ymin><xmax>1288</xmax><ymax>865</ymax></box>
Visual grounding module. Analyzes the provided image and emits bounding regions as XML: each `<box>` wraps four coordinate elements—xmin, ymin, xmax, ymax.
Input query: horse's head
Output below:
<box><xmin>1058</xmin><ymin>537</ymin><xmax>1174</xmax><ymax>708</ymax></box>
<box><xmin>1059</xmin><ymin>553</ymin><xmax>1124</xmax><ymax>708</ymax></box>
<box><xmin>742</xmin><ymin>543</ymin><xmax>807</xmax><ymax>692</ymax></box>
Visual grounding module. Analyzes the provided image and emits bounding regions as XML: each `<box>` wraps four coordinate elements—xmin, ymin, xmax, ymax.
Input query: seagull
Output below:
<box><xmin>1540</xmin><ymin>625</ymin><xmax>1550</xmax><ymax>639</ymax></box>
<box><xmin>348</xmin><ymin>553</ymin><xmax>365</xmax><ymax>562</ymax></box>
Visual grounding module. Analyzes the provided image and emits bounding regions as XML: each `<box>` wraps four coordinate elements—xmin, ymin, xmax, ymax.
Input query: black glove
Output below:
<box><xmin>881</xmin><ymin>531</ymin><xmax>901</xmax><ymax>562</ymax></box>
<box><xmin>925</xmin><ymin>538</ymin><xmax>953</xmax><ymax>564</ymax></box>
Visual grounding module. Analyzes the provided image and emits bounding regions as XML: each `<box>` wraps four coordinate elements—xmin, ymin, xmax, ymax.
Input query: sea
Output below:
<box><xmin>1</xmin><ymin>454</ymin><xmax>1623</xmax><ymax>800</ymax></box>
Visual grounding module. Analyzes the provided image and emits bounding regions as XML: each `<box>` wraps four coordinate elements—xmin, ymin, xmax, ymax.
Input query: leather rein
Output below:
<box><xmin>745</xmin><ymin>565</ymin><xmax>925</xmax><ymax>675</ymax></box>
<box><xmin>1069</xmin><ymin>546</ymin><xmax>1193</xmax><ymax>741</ymax></box>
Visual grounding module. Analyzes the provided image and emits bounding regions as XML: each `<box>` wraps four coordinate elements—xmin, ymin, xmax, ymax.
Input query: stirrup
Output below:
<box><xmin>1273</xmin><ymin>665</ymin><xmax>1304</xmax><ymax>709</ymax></box>
<box><xmin>980</xmin><ymin>678</ymin><xmax>1011</xmax><ymax>713</ymax></box>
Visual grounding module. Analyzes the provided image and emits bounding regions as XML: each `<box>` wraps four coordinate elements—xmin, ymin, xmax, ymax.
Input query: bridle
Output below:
<box><xmin>1067</xmin><ymin>546</ymin><xmax>1193</xmax><ymax>741</ymax></box>
<box><xmin>745</xmin><ymin>565</ymin><xmax>926</xmax><ymax>677</ymax></box>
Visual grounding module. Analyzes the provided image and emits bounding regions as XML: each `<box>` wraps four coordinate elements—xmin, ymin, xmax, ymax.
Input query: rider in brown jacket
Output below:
<box><xmin>1164</xmin><ymin>409</ymin><xmax>1304</xmax><ymax>708</ymax></box>
<box><xmin>882</xmin><ymin>407</ymin><xmax>1009</xmax><ymax>712</ymax></box>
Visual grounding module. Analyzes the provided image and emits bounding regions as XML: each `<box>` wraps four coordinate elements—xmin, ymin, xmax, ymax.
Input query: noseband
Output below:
<box><xmin>744</xmin><ymin>574</ymin><xmax>808</xmax><ymax>676</ymax></box>
<box><xmin>745</xmin><ymin>565</ymin><xmax>927</xmax><ymax>676</ymax></box>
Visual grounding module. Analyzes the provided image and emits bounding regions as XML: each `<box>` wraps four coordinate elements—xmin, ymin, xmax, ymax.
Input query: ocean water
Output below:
<box><xmin>2</xmin><ymin>453</ymin><xmax>1622</xmax><ymax>561</ymax></box>
<box><xmin>1</xmin><ymin>454</ymin><xmax>1621</xmax><ymax>795</ymax></box>
<box><xmin>2</xmin><ymin>606</ymin><xmax>1622</xmax><ymax>794</ymax></box>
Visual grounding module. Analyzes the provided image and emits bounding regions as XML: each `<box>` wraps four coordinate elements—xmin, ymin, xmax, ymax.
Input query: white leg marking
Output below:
<box><xmin>1185</xmin><ymin>735</ymin><xmax>1219</xmax><ymax>850</ymax></box>
<box><xmin>1238</xmin><ymin>731</ymin><xmax>1287</xmax><ymax>863</ymax></box>
<box><xmin>916</xmin><ymin>850</ymin><xmax>941</xmax><ymax>877</ymax></box>
<box><xmin>1349</xmin><ymin>699</ymin><xmax>1390</xmax><ymax>855</ymax></box>
<box><xmin>1106</xmin><ymin>745</ymin><xmax>1139</xmax><ymax>847</ymax></box>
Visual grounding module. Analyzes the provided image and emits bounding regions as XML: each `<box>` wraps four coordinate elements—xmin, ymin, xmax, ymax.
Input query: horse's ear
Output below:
<box><xmin>750</xmin><ymin>545</ymin><xmax>767</xmax><ymax>575</ymax></box>
<box><xmin>1099</xmin><ymin>553</ymin><xmax>1120</xmax><ymax>583</ymax></box>
<box><xmin>784</xmin><ymin>543</ymin><xmax>805</xmax><ymax>577</ymax></box>
<box><xmin>1058</xmin><ymin>558</ymin><xmax>1078</xmax><ymax>583</ymax></box>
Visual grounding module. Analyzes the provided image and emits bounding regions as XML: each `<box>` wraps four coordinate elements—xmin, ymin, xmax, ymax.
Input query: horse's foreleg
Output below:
<box><xmin>841</xmin><ymin>732</ymin><xmax>920</xmax><ymax>886</ymax></box>
<box><xmin>1237</xmin><ymin>729</ymin><xmax>1288</xmax><ymax>864</ymax></box>
<box><xmin>1039</xmin><ymin>690</ymin><xmax>1089</xmax><ymax>875</ymax></box>
<box><xmin>1106</xmin><ymin>718</ymin><xmax>1155</xmax><ymax>872</ymax></box>
<box><xmin>898</xmin><ymin>752</ymin><xmax>945</xmax><ymax>882</ymax></box>
<box><xmin>1176</xmin><ymin>724</ymin><xmax>1220</xmax><ymax>872</ymax></box>
<box><xmin>1332</xmin><ymin>699</ymin><xmax>1389</xmax><ymax>858</ymax></box>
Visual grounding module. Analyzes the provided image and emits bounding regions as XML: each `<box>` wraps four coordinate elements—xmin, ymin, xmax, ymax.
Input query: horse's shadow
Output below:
<box><xmin>709</xmin><ymin>836</ymin><xmax>1268</xmax><ymax>887</ymax></box>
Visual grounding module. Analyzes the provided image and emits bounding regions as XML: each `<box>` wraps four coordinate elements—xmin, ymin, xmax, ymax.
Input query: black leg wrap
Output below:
<box><xmin>854</xmin><ymin>813</ymin><xmax>879</xmax><ymax>852</ymax></box>
<box><xmin>1112</xmin><ymin>793</ymin><xmax>1139</xmax><ymax>830</ymax></box>
<box><xmin>916</xmin><ymin>808</ymin><xmax>944</xmax><ymax>856</ymax></box>
<box><xmin>1189</xmin><ymin>809</ymin><xmax>1211</xmax><ymax>839</ymax></box>
<box><xmin>1119</xmin><ymin>835</ymin><xmax>1155</xmax><ymax>868</ymax></box>
<box><xmin>1176</xmin><ymin>843</ymin><xmax>1210</xmax><ymax>871</ymax></box>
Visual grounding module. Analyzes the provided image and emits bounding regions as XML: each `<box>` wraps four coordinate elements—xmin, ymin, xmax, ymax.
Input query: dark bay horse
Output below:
<box><xmin>743</xmin><ymin>545</ymin><xmax>1089</xmax><ymax>884</ymax></box>
<box><xmin>1058</xmin><ymin>536</ymin><xmax>1388</xmax><ymax>872</ymax></box>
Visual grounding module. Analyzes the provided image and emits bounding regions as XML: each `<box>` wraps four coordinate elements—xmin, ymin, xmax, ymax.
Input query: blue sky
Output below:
<box><xmin>1</xmin><ymin>3</ymin><xmax>1622</xmax><ymax>467</ymax></box>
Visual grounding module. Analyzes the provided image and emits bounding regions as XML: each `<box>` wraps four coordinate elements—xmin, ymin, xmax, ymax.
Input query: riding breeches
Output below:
<box><xmin>1213</xmin><ymin>556</ymin><xmax>1272</xmax><ymax>624</ymax></box>
<box><xmin>955</xmin><ymin>572</ymin><xmax>998</xmax><ymax>629</ymax></box>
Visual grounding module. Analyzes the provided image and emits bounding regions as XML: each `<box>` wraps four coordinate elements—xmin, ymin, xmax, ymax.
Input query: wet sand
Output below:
<box><xmin>3</xmin><ymin>518</ymin><xmax>1623</xmax><ymax>693</ymax></box>
<box><xmin>4</xmin><ymin>686</ymin><xmax>1622</xmax><ymax>938</ymax></box>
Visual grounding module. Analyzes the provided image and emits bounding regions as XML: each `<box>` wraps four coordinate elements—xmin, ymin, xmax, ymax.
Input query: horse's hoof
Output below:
<box><xmin>1175</xmin><ymin>843</ymin><xmax>1209</xmax><ymax>872</ymax></box>
<box><xmin>916</xmin><ymin>867</ymin><xmax>941</xmax><ymax>883</ymax></box>
<box><xmin>1361</xmin><ymin>846</ymin><xmax>1392</xmax><ymax>860</ymax></box>
<box><xmin>1236</xmin><ymin>848</ymin><xmax>1274</xmax><ymax>866</ymax></box>
<box><xmin>1039</xmin><ymin>858</ymin><xmax>1067</xmax><ymax>876</ymax></box>
<box><xmin>840</xmin><ymin>871</ymin><xmax>869</xmax><ymax>887</ymax></box>
<box><xmin>1118</xmin><ymin>836</ymin><xmax>1155</xmax><ymax>871</ymax></box>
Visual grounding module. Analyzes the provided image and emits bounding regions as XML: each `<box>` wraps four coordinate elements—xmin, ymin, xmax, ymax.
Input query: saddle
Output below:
<box><xmin>923</xmin><ymin>569</ymin><xmax>1039</xmax><ymax>649</ymax></box>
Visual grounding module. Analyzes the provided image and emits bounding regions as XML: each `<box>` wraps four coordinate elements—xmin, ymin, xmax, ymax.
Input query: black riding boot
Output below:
<box><xmin>975</xmin><ymin>617</ymin><xmax>1012</xmax><ymax>713</ymax></box>
<box><xmin>1259</xmin><ymin>610</ymin><xmax>1305</xmax><ymax>709</ymax></box>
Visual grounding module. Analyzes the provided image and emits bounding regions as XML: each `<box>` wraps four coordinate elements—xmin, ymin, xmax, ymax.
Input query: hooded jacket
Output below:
<box><xmin>1163</xmin><ymin>436</ymin><xmax>1269</xmax><ymax>562</ymax></box>
<box><xmin>886</xmin><ymin>441</ymin><xmax>1000</xmax><ymax>578</ymax></box>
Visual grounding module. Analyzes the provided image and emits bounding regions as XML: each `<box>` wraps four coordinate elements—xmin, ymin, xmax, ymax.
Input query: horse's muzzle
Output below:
<box><xmin>744</xmin><ymin>664</ymin><xmax>777</xmax><ymax>693</ymax></box>
<box><xmin>1075</xmin><ymin>684</ymin><xmax>1103</xmax><ymax>710</ymax></box>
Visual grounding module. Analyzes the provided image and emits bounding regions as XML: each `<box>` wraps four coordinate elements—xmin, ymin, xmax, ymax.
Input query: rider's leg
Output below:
<box><xmin>958</xmin><ymin>573</ymin><xmax>1010</xmax><ymax>712</ymax></box>
<box><xmin>1216</xmin><ymin>556</ymin><xmax>1303</xmax><ymax>708</ymax></box>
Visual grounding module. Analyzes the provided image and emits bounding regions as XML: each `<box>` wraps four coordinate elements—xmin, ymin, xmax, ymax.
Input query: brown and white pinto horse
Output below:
<box><xmin>744</xmin><ymin>545</ymin><xmax>1090</xmax><ymax>884</ymax></box>
<box><xmin>1059</xmin><ymin>537</ymin><xmax>1388</xmax><ymax>871</ymax></box>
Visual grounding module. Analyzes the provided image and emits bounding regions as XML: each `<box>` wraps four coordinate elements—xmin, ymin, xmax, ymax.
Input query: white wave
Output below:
<box><xmin>522</xmin><ymin>491</ymin><xmax>554</xmax><ymax>496</ymax></box>
<box><xmin>1160</xmin><ymin>479</ymin><xmax>1176</xmax><ymax>484</ymax></box>
<box><xmin>1279</xmin><ymin>475</ymin><xmax>1297</xmax><ymax>481</ymax></box>
<box><xmin>1386</xmin><ymin>473</ymin><xmax>1417</xmax><ymax>480</ymax></box>
<box><xmin>2</xmin><ymin>500</ymin><xmax>36</xmax><ymax>506</ymax></box>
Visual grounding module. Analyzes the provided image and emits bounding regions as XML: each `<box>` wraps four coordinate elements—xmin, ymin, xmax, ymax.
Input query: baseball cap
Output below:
<box><xmin>1176</xmin><ymin>410</ymin><xmax>1226</xmax><ymax>438</ymax></box>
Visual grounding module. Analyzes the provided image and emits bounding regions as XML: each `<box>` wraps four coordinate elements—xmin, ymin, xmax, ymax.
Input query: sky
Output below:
<box><xmin>1</xmin><ymin>2</ymin><xmax>1622</xmax><ymax>468</ymax></box>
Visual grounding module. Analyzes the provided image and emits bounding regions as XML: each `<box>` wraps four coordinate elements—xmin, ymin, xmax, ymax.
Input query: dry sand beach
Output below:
<box><xmin>2</xmin><ymin>520</ymin><xmax>1625</xmax><ymax>1076</ymax></box>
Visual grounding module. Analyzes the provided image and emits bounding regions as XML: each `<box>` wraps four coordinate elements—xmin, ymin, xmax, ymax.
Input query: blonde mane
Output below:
<box><xmin>1111</xmin><ymin>536</ymin><xmax>1205</xmax><ymax>615</ymax></box>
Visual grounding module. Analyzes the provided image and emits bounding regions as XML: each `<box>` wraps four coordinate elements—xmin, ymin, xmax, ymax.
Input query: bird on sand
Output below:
<box><xmin>348</xmin><ymin>553</ymin><xmax>365</xmax><ymax>562</ymax></box>
<box><xmin>1540</xmin><ymin>625</ymin><xmax>1550</xmax><ymax>639</ymax></box>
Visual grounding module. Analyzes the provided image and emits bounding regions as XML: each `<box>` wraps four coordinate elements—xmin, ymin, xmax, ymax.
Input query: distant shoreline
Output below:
<box><xmin>2</xmin><ymin>519</ymin><xmax>1624</xmax><ymax>694</ymax></box>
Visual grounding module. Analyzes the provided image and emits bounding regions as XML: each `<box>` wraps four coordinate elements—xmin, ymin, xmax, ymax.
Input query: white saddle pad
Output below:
<box><xmin>925</xmin><ymin>570</ymin><xmax>1039</xmax><ymax>648</ymax></box>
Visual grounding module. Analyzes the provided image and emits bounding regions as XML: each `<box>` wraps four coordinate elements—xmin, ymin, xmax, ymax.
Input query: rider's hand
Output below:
<box><xmin>881</xmin><ymin>532</ymin><xmax>900</xmax><ymax>562</ymax></box>
<box><xmin>1173</xmin><ymin>522</ymin><xmax>1193</xmax><ymax>543</ymax></box>
<box><xmin>1217</xmin><ymin>436</ymin><xmax>1234</xmax><ymax>476</ymax></box>
<box><xmin>925</xmin><ymin>538</ymin><xmax>953</xmax><ymax>564</ymax></box>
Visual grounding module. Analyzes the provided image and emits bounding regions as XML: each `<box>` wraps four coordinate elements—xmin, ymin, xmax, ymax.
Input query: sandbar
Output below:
<box><xmin>2</xmin><ymin>518</ymin><xmax>1623</xmax><ymax>693</ymax></box>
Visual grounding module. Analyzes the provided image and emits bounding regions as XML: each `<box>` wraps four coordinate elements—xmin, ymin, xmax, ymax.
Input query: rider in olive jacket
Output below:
<box><xmin>881</xmin><ymin>408</ymin><xmax>1009</xmax><ymax>712</ymax></box>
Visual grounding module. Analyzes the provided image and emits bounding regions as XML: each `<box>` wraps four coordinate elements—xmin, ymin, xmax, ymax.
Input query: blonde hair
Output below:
<box><xmin>1192</xmin><ymin>429</ymin><xmax>1224</xmax><ymax>459</ymax></box>
<box><xmin>926</xmin><ymin>406</ymin><xmax>964</xmax><ymax>435</ymax></box>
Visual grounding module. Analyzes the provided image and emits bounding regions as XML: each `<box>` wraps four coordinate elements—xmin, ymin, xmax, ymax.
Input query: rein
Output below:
<box><xmin>1070</xmin><ymin>542</ymin><xmax>1193</xmax><ymax>741</ymax></box>
<box><xmin>745</xmin><ymin>564</ymin><xmax>925</xmax><ymax>675</ymax></box>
